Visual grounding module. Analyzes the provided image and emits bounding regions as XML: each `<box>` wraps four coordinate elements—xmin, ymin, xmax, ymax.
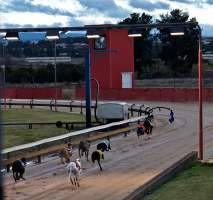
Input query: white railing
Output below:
<box><xmin>2</xmin><ymin>116</ymin><xmax>146</xmax><ymax>166</ymax></box>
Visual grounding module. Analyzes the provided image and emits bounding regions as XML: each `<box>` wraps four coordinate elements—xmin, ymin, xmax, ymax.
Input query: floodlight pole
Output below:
<box><xmin>197</xmin><ymin>25</ymin><xmax>203</xmax><ymax>160</ymax></box>
<box><xmin>85</xmin><ymin>49</ymin><xmax>91</xmax><ymax>128</ymax></box>
<box><xmin>0</xmin><ymin>48</ymin><xmax>4</xmax><ymax>199</ymax></box>
<box><xmin>91</xmin><ymin>77</ymin><xmax>100</xmax><ymax>120</ymax></box>
<box><xmin>0</xmin><ymin>114</ymin><xmax>3</xmax><ymax>199</ymax></box>
<box><xmin>54</xmin><ymin>40</ymin><xmax>57</xmax><ymax>112</ymax></box>
<box><xmin>2</xmin><ymin>44</ymin><xmax>6</xmax><ymax>109</ymax></box>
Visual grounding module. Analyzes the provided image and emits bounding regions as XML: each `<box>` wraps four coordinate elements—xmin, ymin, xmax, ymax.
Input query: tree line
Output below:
<box><xmin>119</xmin><ymin>9</ymin><xmax>200</xmax><ymax>78</ymax></box>
<box><xmin>5</xmin><ymin>63</ymin><xmax>84</xmax><ymax>84</ymax></box>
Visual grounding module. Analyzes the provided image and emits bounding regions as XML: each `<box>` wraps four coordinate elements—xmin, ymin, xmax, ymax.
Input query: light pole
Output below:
<box><xmin>54</xmin><ymin>39</ymin><xmax>57</xmax><ymax>112</ymax></box>
<box><xmin>197</xmin><ymin>25</ymin><xmax>203</xmax><ymax>160</ymax></box>
<box><xmin>46</xmin><ymin>30</ymin><xmax>59</xmax><ymax>112</ymax></box>
<box><xmin>85</xmin><ymin>48</ymin><xmax>91</xmax><ymax>127</ymax></box>
<box><xmin>157</xmin><ymin>24</ymin><xmax>203</xmax><ymax>160</ymax></box>
<box><xmin>1</xmin><ymin>64</ymin><xmax>5</xmax><ymax>109</ymax></box>
<box><xmin>0</xmin><ymin>41</ymin><xmax>6</xmax><ymax>109</ymax></box>
<box><xmin>0</xmin><ymin>61</ymin><xmax>3</xmax><ymax>200</ymax></box>
<box><xmin>91</xmin><ymin>77</ymin><xmax>100</xmax><ymax>122</ymax></box>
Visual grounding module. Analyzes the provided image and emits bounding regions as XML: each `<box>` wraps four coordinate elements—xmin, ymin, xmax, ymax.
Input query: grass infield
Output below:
<box><xmin>2</xmin><ymin>108</ymin><xmax>87</xmax><ymax>148</ymax></box>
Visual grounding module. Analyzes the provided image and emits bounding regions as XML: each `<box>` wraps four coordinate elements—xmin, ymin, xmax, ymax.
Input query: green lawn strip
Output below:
<box><xmin>3</xmin><ymin>108</ymin><xmax>85</xmax><ymax>123</ymax></box>
<box><xmin>4</xmin><ymin>126</ymin><xmax>68</xmax><ymax>148</ymax></box>
<box><xmin>2</xmin><ymin>108</ymin><xmax>88</xmax><ymax>148</ymax></box>
<box><xmin>143</xmin><ymin>162</ymin><xmax>213</xmax><ymax>200</ymax></box>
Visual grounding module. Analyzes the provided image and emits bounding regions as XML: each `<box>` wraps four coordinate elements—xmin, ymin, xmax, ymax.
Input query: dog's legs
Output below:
<box><xmin>13</xmin><ymin>172</ymin><xmax>17</xmax><ymax>182</ymax></box>
<box><xmin>86</xmin><ymin>151</ymin><xmax>89</xmax><ymax>161</ymax></box>
<box><xmin>97</xmin><ymin>159</ymin><xmax>102</xmax><ymax>171</ymax></box>
<box><xmin>79</xmin><ymin>149</ymin><xmax>82</xmax><ymax>158</ymax></box>
<box><xmin>137</xmin><ymin>132</ymin><xmax>140</xmax><ymax>139</ymax></box>
<box><xmin>76</xmin><ymin>177</ymin><xmax>80</xmax><ymax>187</ymax></box>
<box><xmin>73</xmin><ymin>177</ymin><xmax>76</xmax><ymax>186</ymax></box>
<box><xmin>15</xmin><ymin>172</ymin><xmax>20</xmax><ymax>180</ymax></box>
<box><xmin>20</xmin><ymin>172</ymin><xmax>26</xmax><ymax>180</ymax></box>
<box><xmin>74</xmin><ymin>177</ymin><xmax>77</xmax><ymax>187</ymax></box>
<box><xmin>69</xmin><ymin>174</ymin><xmax>74</xmax><ymax>185</ymax></box>
<box><xmin>73</xmin><ymin>177</ymin><xmax>77</xmax><ymax>187</ymax></box>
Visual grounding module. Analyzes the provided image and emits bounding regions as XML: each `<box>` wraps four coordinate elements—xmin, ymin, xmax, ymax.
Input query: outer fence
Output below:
<box><xmin>3</xmin><ymin>87</ymin><xmax>213</xmax><ymax>102</ymax></box>
<box><xmin>0</xmin><ymin>99</ymin><xmax>151</xmax><ymax>116</ymax></box>
<box><xmin>2</xmin><ymin>116</ymin><xmax>145</xmax><ymax>166</ymax></box>
<box><xmin>2</xmin><ymin>99</ymin><xmax>94</xmax><ymax>114</ymax></box>
<box><xmin>76</xmin><ymin>87</ymin><xmax>213</xmax><ymax>102</ymax></box>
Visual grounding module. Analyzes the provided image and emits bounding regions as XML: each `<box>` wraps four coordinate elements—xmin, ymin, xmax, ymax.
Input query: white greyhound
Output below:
<box><xmin>66</xmin><ymin>159</ymin><xmax>82</xmax><ymax>187</ymax></box>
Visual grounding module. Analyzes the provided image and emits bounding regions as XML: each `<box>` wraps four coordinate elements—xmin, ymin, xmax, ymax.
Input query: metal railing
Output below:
<box><xmin>1</xmin><ymin>99</ymin><xmax>173</xmax><ymax>168</ymax></box>
<box><xmin>1</xmin><ymin>121</ymin><xmax>100</xmax><ymax>130</ymax></box>
<box><xmin>0</xmin><ymin>99</ymin><xmax>151</xmax><ymax>116</ymax></box>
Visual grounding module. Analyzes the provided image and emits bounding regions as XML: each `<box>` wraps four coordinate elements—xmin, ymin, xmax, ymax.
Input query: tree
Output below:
<box><xmin>119</xmin><ymin>13</ymin><xmax>153</xmax><ymax>78</ymax></box>
<box><xmin>157</xmin><ymin>9</ymin><xmax>199</xmax><ymax>77</ymax></box>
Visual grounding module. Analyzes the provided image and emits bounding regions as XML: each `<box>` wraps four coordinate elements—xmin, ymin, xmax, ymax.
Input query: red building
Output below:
<box><xmin>89</xmin><ymin>28</ymin><xmax>134</xmax><ymax>89</ymax></box>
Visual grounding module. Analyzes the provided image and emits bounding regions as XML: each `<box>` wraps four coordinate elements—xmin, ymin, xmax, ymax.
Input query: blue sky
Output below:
<box><xmin>0</xmin><ymin>0</ymin><xmax>213</xmax><ymax>36</ymax></box>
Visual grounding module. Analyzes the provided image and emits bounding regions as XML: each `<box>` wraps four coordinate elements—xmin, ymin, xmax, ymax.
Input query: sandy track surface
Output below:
<box><xmin>4</xmin><ymin>102</ymin><xmax>213</xmax><ymax>200</ymax></box>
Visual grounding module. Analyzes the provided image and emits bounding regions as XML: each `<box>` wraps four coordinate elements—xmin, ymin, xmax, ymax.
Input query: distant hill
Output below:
<box><xmin>19</xmin><ymin>32</ymin><xmax>46</xmax><ymax>42</ymax></box>
<box><xmin>19</xmin><ymin>32</ymin><xmax>86</xmax><ymax>42</ymax></box>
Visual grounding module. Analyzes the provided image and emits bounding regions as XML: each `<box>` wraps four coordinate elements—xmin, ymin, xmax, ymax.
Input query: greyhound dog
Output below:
<box><xmin>97</xmin><ymin>137</ymin><xmax>111</xmax><ymax>152</ymax></box>
<box><xmin>78</xmin><ymin>140</ymin><xmax>90</xmax><ymax>161</ymax></box>
<box><xmin>91</xmin><ymin>150</ymin><xmax>104</xmax><ymax>171</ymax></box>
<box><xmin>12</xmin><ymin>158</ymin><xmax>26</xmax><ymax>182</ymax></box>
<box><xmin>66</xmin><ymin>158</ymin><xmax>82</xmax><ymax>187</ymax></box>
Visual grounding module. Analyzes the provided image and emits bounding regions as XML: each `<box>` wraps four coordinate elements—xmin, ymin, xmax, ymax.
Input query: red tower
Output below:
<box><xmin>89</xmin><ymin>28</ymin><xmax>134</xmax><ymax>89</ymax></box>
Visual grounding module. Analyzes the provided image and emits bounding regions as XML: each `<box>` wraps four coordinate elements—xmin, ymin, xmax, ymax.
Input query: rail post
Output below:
<box><xmin>9</xmin><ymin>99</ymin><xmax>12</xmax><ymax>108</ymax></box>
<box><xmin>139</xmin><ymin>105</ymin><xmax>144</xmax><ymax>116</ymax></box>
<box><xmin>30</xmin><ymin>99</ymin><xmax>33</xmax><ymax>109</ymax></box>
<box><xmin>69</xmin><ymin>100</ymin><xmax>73</xmax><ymax>112</ymax></box>
<box><xmin>130</xmin><ymin>104</ymin><xmax>135</xmax><ymax>117</ymax></box>
<box><xmin>50</xmin><ymin>99</ymin><xmax>54</xmax><ymax>111</ymax></box>
<box><xmin>80</xmin><ymin>101</ymin><xmax>83</xmax><ymax>114</ymax></box>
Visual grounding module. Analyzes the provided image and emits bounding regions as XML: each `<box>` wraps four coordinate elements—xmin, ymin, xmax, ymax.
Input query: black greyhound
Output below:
<box><xmin>97</xmin><ymin>137</ymin><xmax>111</xmax><ymax>152</ymax></box>
<box><xmin>12</xmin><ymin>158</ymin><xmax>26</xmax><ymax>182</ymax></box>
<box><xmin>143</xmin><ymin>118</ymin><xmax>153</xmax><ymax>136</ymax></box>
<box><xmin>91</xmin><ymin>150</ymin><xmax>104</xmax><ymax>171</ymax></box>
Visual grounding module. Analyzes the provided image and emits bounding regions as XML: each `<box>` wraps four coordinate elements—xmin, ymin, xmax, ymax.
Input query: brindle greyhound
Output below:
<box><xmin>91</xmin><ymin>150</ymin><xmax>104</xmax><ymax>171</ymax></box>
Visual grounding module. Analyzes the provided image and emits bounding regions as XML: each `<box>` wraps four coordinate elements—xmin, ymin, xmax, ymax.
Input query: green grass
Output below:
<box><xmin>2</xmin><ymin>108</ymin><xmax>87</xmax><ymax>148</ymax></box>
<box><xmin>143</xmin><ymin>162</ymin><xmax>213</xmax><ymax>200</ymax></box>
<box><xmin>3</xmin><ymin>108</ymin><xmax>85</xmax><ymax>123</ymax></box>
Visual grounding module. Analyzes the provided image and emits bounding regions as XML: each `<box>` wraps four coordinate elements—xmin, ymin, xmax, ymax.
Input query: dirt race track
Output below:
<box><xmin>3</xmin><ymin>102</ymin><xmax>213</xmax><ymax>200</ymax></box>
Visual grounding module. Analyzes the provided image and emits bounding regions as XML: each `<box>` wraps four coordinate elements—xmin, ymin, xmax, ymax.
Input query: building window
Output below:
<box><xmin>94</xmin><ymin>36</ymin><xmax>107</xmax><ymax>49</ymax></box>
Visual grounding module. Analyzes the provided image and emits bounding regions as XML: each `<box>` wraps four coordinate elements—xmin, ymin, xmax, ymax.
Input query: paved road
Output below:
<box><xmin>3</xmin><ymin>102</ymin><xmax>213</xmax><ymax>200</ymax></box>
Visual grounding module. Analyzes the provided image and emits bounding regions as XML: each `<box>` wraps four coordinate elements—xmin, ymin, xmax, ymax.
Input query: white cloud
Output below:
<box><xmin>0</xmin><ymin>0</ymin><xmax>213</xmax><ymax>35</ymax></box>
<box><xmin>76</xmin><ymin>16</ymin><xmax>118</xmax><ymax>25</ymax></box>
<box><xmin>1</xmin><ymin>12</ymin><xmax>69</xmax><ymax>27</ymax></box>
<box><xmin>32</xmin><ymin>0</ymin><xmax>84</xmax><ymax>14</ymax></box>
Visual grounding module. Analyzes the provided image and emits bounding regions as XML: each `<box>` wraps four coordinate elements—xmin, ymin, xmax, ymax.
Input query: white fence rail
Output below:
<box><xmin>2</xmin><ymin>116</ymin><xmax>146</xmax><ymax>166</ymax></box>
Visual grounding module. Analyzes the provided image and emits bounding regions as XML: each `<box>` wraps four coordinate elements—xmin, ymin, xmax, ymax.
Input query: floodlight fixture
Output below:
<box><xmin>86</xmin><ymin>30</ymin><xmax>100</xmax><ymax>38</ymax></box>
<box><xmin>5</xmin><ymin>32</ymin><xmax>19</xmax><ymax>41</ymax></box>
<box><xmin>128</xmin><ymin>29</ymin><xmax>142</xmax><ymax>37</ymax></box>
<box><xmin>46</xmin><ymin>30</ymin><xmax>59</xmax><ymax>40</ymax></box>
<box><xmin>170</xmin><ymin>27</ymin><xmax>185</xmax><ymax>36</ymax></box>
